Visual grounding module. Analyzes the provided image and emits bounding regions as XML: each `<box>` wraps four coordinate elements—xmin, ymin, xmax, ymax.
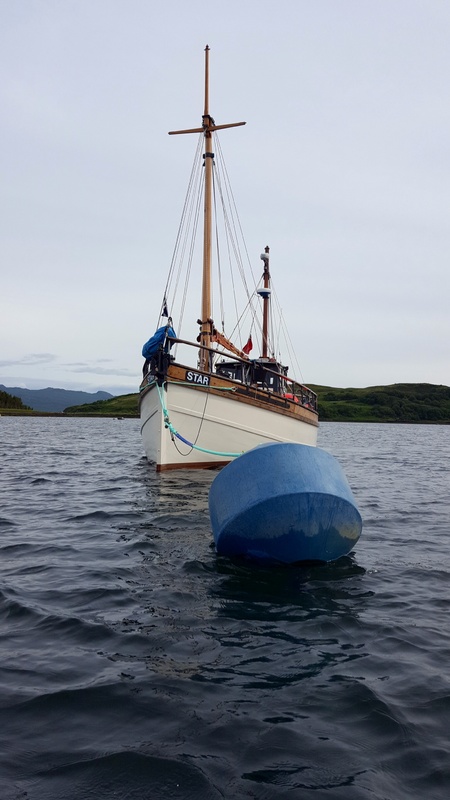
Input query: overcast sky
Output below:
<box><xmin>1</xmin><ymin>0</ymin><xmax>449</xmax><ymax>394</ymax></box>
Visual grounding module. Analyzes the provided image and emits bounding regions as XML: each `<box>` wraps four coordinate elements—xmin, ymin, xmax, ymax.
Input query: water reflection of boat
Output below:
<box><xmin>140</xmin><ymin>46</ymin><xmax>318</xmax><ymax>471</ymax></box>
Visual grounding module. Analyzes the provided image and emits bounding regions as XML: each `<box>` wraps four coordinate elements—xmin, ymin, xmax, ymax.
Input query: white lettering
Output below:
<box><xmin>186</xmin><ymin>370</ymin><xmax>210</xmax><ymax>386</ymax></box>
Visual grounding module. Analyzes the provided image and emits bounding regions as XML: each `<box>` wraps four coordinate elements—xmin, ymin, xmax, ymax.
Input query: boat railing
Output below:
<box><xmin>166</xmin><ymin>336</ymin><xmax>318</xmax><ymax>412</ymax></box>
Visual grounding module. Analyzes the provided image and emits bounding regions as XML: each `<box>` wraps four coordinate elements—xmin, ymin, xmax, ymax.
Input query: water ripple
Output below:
<box><xmin>0</xmin><ymin>417</ymin><xmax>449</xmax><ymax>799</ymax></box>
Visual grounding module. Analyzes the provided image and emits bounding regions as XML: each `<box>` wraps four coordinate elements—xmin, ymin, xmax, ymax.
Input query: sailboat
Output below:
<box><xmin>139</xmin><ymin>46</ymin><xmax>318</xmax><ymax>471</ymax></box>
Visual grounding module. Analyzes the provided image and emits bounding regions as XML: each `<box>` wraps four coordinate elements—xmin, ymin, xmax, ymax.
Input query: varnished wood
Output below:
<box><xmin>139</xmin><ymin>364</ymin><xmax>319</xmax><ymax>428</ymax></box>
<box><xmin>201</xmin><ymin>48</ymin><xmax>213</xmax><ymax>368</ymax></box>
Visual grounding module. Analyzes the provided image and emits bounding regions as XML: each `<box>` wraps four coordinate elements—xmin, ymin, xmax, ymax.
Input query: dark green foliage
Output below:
<box><xmin>64</xmin><ymin>394</ymin><xmax>139</xmax><ymax>416</ymax></box>
<box><xmin>0</xmin><ymin>389</ymin><xmax>31</xmax><ymax>410</ymax></box>
<box><xmin>308</xmin><ymin>383</ymin><xmax>450</xmax><ymax>423</ymax></box>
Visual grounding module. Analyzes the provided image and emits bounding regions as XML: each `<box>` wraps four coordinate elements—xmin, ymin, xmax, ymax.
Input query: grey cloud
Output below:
<box><xmin>0</xmin><ymin>353</ymin><xmax>57</xmax><ymax>368</ymax></box>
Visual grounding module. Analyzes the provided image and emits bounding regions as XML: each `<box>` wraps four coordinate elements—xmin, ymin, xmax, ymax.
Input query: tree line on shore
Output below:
<box><xmin>307</xmin><ymin>383</ymin><xmax>450</xmax><ymax>423</ymax></box>
<box><xmin>2</xmin><ymin>384</ymin><xmax>450</xmax><ymax>423</ymax></box>
<box><xmin>0</xmin><ymin>390</ymin><xmax>31</xmax><ymax>411</ymax></box>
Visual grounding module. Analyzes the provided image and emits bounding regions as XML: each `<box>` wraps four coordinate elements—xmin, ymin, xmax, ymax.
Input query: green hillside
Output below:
<box><xmin>308</xmin><ymin>383</ymin><xmax>450</xmax><ymax>423</ymax></box>
<box><xmin>64</xmin><ymin>393</ymin><xmax>139</xmax><ymax>416</ymax></box>
<box><xmin>62</xmin><ymin>383</ymin><xmax>450</xmax><ymax>423</ymax></box>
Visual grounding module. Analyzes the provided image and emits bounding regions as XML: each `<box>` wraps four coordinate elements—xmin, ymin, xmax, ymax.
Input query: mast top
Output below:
<box><xmin>168</xmin><ymin>46</ymin><xmax>246</xmax><ymax>136</ymax></box>
<box><xmin>204</xmin><ymin>45</ymin><xmax>210</xmax><ymax>118</ymax></box>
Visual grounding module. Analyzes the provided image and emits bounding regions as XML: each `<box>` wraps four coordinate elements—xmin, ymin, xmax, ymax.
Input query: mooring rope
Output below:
<box><xmin>156</xmin><ymin>384</ymin><xmax>242</xmax><ymax>458</ymax></box>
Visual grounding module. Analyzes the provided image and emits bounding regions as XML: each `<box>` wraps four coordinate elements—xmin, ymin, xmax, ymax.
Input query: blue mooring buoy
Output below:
<box><xmin>209</xmin><ymin>443</ymin><xmax>362</xmax><ymax>563</ymax></box>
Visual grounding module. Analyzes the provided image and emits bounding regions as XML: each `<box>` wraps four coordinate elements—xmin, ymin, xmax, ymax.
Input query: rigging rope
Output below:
<box><xmin>212</xmin><ymin>165</ymin><xmax>225</xmax><ymax>330</ymax></box>
<box><xmin>270</xmin><ymin>280</ymin><xmax>305</xmax><ymax>383</ymax></box>
<box><xmin>163</xmin><ymin>135</ymin><xmax>203</xmax><ymax>308</ymax></box>
<box><xmin>155</xmin><ymin>128</ymin><xmax>307</xmax><ymax>386</ymax></box>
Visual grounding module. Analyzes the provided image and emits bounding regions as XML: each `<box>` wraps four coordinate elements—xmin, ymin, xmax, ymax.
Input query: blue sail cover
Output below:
<box><xmin>142</xmin><ymin>326</ymin><xmax>177</xmax><ymax>359</ymax></box>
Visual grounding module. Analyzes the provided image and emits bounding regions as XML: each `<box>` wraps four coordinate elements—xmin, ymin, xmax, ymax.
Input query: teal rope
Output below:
<box><xmin>156</xmin><ymin>384</ymin><xmax>242</xmax><ymax>458</ymax></box>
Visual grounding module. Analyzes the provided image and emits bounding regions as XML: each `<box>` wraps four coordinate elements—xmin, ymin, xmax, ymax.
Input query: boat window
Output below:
<box><xmin>252</xmin><ymin>364</ymin><xmax>282</xmax><ymax>393</ymax></box>
<box><xmin>215</xmin><ymin>362</ymin><xmax>243</xmax><ymax>382</ymax></box>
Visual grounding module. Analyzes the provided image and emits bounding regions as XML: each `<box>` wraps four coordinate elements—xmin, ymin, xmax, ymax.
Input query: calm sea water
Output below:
<box><xmin>0</xmin><ymin>417</ymin><xmax>449</xmax><ymax>799</ymax></box>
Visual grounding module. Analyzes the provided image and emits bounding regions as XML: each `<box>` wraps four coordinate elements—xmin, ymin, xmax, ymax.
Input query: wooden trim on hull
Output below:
<box><xmin>156</xmin><ymin>459</ymin><xmax>230</xmax><ymax>472</ymax></box>
<box><xmin>139</xmin><ymin>363</ymin><xmax>319</xmax><ymax>429</ymax></box>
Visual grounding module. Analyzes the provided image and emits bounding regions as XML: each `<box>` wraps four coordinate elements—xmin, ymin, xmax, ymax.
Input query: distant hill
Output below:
<box><xmin>64</xmin><ymin>382</ymin><xmax>450</xmax><ymax>423</ymax></box>
<box><xmin>0</xmin><ymin>385</ymin><xmax>113</xmax><ymax>413</ymax></box>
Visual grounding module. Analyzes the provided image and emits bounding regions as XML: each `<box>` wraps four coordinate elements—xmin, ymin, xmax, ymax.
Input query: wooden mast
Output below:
<box><xmin>201</xmin><ymin>45</ymin><xmax>213</xmax><ymax>371</ymax></box>
<box><xmin>168</xmin><ymin>46</ymin><xmax>246</xmax><ymax>372</ymax></box>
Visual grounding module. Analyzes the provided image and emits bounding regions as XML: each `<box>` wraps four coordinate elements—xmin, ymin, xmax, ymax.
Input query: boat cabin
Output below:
<box><xmin>215</xmin><ymin>357</ymin><xmax>288</xmax><ymax>394</ymax></box>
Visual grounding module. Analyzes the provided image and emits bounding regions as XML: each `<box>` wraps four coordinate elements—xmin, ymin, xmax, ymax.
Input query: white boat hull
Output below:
<box><xmin>140</xmin><ymin>378</ymin><xmax>318</xmax><ymax>470</ymax></box>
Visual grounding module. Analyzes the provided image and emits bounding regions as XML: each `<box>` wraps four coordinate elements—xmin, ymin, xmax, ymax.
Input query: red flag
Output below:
<box><xmin>242</xmin><ymin>335</ymin><xmax>253</xmax><ymax>355</ymax></box>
